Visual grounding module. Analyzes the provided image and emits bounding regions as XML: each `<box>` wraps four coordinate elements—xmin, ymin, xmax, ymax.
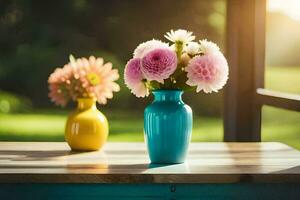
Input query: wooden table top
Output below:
<box><xmin>1</xmin><ymin>142</ymin><xmax>300</xmax><ymax>183</ymax></box>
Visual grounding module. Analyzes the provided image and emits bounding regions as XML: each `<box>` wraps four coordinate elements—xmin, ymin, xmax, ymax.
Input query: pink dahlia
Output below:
<box><xmin>185</xmin><ymin>53</ymin><xmax>228</xmax><ymax>93</ymax></box>
<box><xmin>133</xmin><ymin>39</ymin><xmax>169</xmax><ymax>59</ymax></box>
<box><xmin>141</xmin><ymin>48</ymin><xmax>177</xmax><ymax>83</ymax></box>
<box><xmin>124</xmin><ymin>58</ymin><xmax>149</xmax><ymax>97</ymax></box>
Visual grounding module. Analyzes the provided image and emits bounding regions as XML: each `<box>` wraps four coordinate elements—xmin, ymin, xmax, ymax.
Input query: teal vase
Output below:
<box><xmin>144</xmin><ymin>90</ymin><xmax>193</xmax><ymax>164</ymax></box>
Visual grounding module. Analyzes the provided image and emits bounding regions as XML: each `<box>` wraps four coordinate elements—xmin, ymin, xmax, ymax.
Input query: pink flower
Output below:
<box><xmin>141</xmin><ymin>48</ymin><xmax>177</xmax><ymax>83</ymax></box>
<box><xmin>133</xmin><ymin>39</ymin><xmax>169</xmax><ymax>59</ymax></box>
<box><xmin>77</xmin><ymin>56</ymin><xmax>120</xmax><ymax>104</ymax></box>
<box><xmin>48</xmin><ymin>56</ymin><xmax>120</xmax><ymax>106</ymax></box>
<box><xmin>124</xmin><ymin>58</ymin><xmax>149</xmax><ymax>97</ymax></box>
<box><xmin>185</xmin><ymin>53</ymin><xmax>228</xmax><ymax>93</ymax></box>
<box><xmin>48</xmin><ymin>66</ymin><xmax>74</xmax><ymax>106</ymax></box>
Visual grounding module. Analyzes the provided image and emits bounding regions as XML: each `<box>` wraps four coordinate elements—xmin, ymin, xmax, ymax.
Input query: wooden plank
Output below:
<box><xmin>224</xmin><ymin>0</ymin><xmax>266</xmax><ymax>141</ymax></box>
<box><xmin>0</xmin><ymin>183</ymin><xmax>300</xmax><ymax>200</ymax></box>
<box><xmin>2</xmin><ymin>183</ymin><xmax>300</xmax><ymax>199</ymax></box>
<box><xmin>1</xmin><ymin>142</ymin><xmax>300</xmax><ymax>183</ymax></box>
<box><xmin>257</xmin><ymin>88</ymin><xmax>300</xmax><ymax>111</ymax></box>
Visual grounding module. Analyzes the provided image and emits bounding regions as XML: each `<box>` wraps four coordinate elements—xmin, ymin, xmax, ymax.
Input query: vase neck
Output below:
<box><xmin>77</xmin><ymin>98</ymin><xmax>96</xmax><ymax>110</ymax></box>
<box><xmin>153</xmin><ymin>90</ymin><xmax>183</xmax><ymax>102</ymax></box>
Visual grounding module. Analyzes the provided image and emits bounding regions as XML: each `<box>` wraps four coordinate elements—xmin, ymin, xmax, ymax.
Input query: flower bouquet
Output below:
<box><xmin>48</xmin><ymin>55</ymin><xmax>120</xmax><ymax>151</ymax></box>
<box><xmin>124</xmin><ymin>29</ymin><xmax>229</xmax><ymax>163</ymax></box>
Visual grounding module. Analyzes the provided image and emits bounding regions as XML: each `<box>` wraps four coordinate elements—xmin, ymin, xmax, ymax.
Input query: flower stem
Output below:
<box><xmin>175</xmin><ymin>41</ymin><xmax>183</xmax><ymax>59</ymax></box>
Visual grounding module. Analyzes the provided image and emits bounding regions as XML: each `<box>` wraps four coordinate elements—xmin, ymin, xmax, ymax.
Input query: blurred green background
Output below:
<box><xmin>0</xmin><ymin>0</ymin><xmax>300</xmax><ymax>148</ymax></box>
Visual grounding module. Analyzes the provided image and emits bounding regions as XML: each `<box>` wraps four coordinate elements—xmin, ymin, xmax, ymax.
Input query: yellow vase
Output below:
<box><xmin>65</xmin><ymin>98</ymin><xmax>108</xmax><ymax>151</ymax></box>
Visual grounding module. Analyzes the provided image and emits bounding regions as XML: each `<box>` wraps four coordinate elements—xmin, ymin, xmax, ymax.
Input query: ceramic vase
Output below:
<box><xmin>65</xmin><ymin>98</ymin><xmax>108</xmax><ymax>151</ymax></box>
<box><xmin>144</xmin><ymin>90</ymin><xmax>192</xmax><ymax>164</ymax></box>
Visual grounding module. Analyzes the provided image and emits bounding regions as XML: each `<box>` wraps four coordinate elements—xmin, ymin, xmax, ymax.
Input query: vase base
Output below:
<box><xmin>70</xmin><ymin>148</ymin><xmax>99</xmax><ymax>152</ymax></box>
<box><xmin>150</xmin><ymin>160</ymin><xmax>185</xmax><ymax>164</ymax></box>
<box><xmin>68</xmin><ymin>144</ymin><xmax>101</xmax><ymax>152</ymax></box>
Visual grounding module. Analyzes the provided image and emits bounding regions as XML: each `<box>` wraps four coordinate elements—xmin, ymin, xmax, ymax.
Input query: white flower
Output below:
<box><xmin>185</xmin><ymin>42</ymin><xmax>200</xmax><ymax>55</ymax></box>
<box><xmin>199</xmin><ymin>39</ymin><xmax>220</xmax><ymax>55</ymax></box>
<box><xmin>170</xmin><ymin>44</ymin><xmax>176</xmax><ymax>51</ymax></box>
<box><xmin>133</xmin><ymin>39</ymin><xmax>169</xmax><ymax>59</ymax></box>
<box><xmin>130</xmin><ymin>82</ymin><xmax>149</xmax><ymax>97</ymax></box>
<box><xmin>164</xmin><ymin>29</ymin><xmax>195</xmax><ymax>44</ymax></box>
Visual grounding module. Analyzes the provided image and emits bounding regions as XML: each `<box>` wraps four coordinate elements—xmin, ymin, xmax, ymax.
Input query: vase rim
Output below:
<box><xmin>152</xmin><ymin>89</ymin><xmax>183</xmax><ymax>93</ymax></box>
<box><xmin>77</xmin><ymin>97</ymin><xmax>96</xmax><ymax>101</ymax></box>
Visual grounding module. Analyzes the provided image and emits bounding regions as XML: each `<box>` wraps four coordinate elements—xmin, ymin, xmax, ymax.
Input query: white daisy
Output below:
<box><xmin>185</xmin><ymin>42</ymin><xmax>200</xmax><ymax>55</ymax></box>
<box><xmin>164</xmin><ymin>29</ymin><xmax>195</xmax><ymax>44</ymax></box>
<box><xmin>199</xmin><ymin>39</ymin><xmax>220</xmax><ymax>55</ymax></box>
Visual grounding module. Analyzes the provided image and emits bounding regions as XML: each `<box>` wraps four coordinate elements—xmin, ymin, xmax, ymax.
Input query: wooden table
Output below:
<box><xmin>1</xmin><ymin>142</ymin><xmax>300</xmax><ymax>199</ymax></box>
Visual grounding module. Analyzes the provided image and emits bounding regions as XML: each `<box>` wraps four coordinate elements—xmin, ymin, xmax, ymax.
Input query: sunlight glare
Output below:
<box><xmin>268</xmin><ymin>0</ymin><xmax>300</xmax><ymax>21</ymax></box>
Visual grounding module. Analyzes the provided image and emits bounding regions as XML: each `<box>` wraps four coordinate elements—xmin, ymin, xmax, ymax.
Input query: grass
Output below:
<box><xmin>262</xmin><ymin>106</ymin><xmax>300</xmax><ymax>149</ymax></box>
<box><xmin>265</xmin><ymin>66</ymin><xmax>300</xmax><ymax>94</ymax></box>
<box><xmin>0</xmin><ymin>112</ymin><xmax>223</xmax><ymax>142</ymax></box>
<box><xmin>262</xmin><ymin>66</ymin><xmax>300</xmax><ymax>149</ymax></box>
<box><xmin>0</xmin><ymin>66</ymin><xmax>299</xmax><ymax>148</ymax></box>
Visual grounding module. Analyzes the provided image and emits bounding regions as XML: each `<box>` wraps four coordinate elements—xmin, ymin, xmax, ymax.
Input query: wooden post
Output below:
<box><xmin>224</xmin><ymin>0</ymin><xmax>266</xmax><ymax>141</ymax></box>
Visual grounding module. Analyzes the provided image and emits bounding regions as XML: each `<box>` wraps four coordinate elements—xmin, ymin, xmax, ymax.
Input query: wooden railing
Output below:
<box><xmin>256</xmin><ymin>89</ymin><xmax>300</xmax><ymax>112</ymax></box>
<box><xmin>224</xmin><ymin>0</ymin><xmax>300</xmax><ymax>141</ymax></box>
